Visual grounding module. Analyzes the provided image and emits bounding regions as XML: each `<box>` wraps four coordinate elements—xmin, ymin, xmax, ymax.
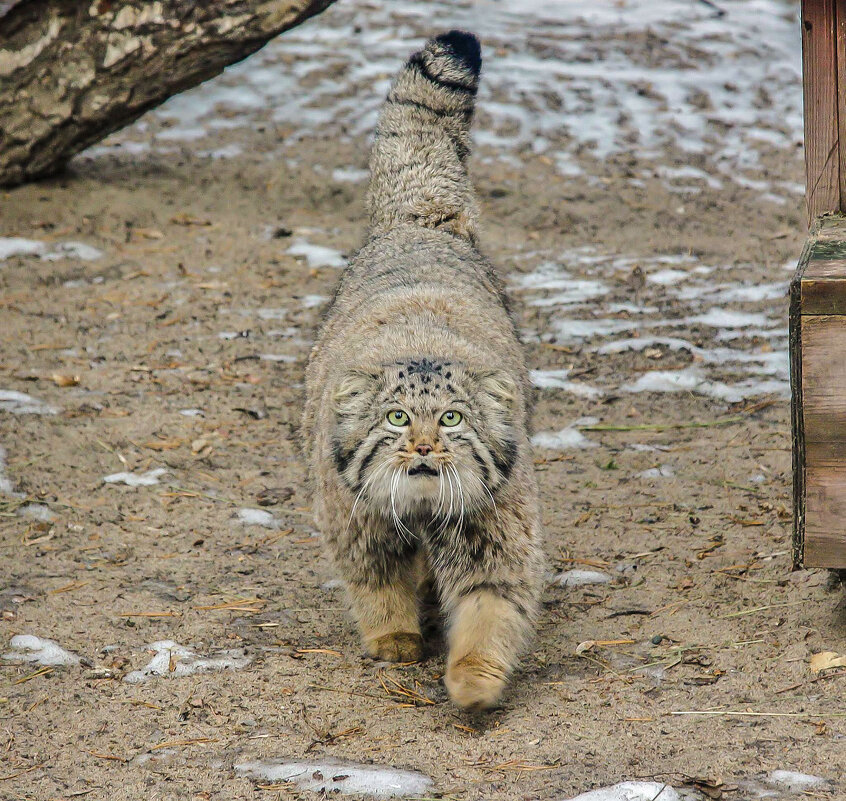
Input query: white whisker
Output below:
<box><xmin>447</xmin><ymin>462</ymin><xmax>466</xmax><ymax>537</ymax></box>
<box><xmin>389</xmin><ymin>466</ymin><xmax>415</xmax><ymax>544</ymax></box>
<box><xmin>432</xmin><ymin>463</ymin><xmax>446</xmax><ymax>523</ymax></box>
<box><xmin>344</xmin><ymin>458</ymin><xmax>392</xmax><ymax>536</ymax></box>
<box><xmin>438</xmin><ymin>462</ymin><xmax>456</xmax><ymax>533</ymax></box>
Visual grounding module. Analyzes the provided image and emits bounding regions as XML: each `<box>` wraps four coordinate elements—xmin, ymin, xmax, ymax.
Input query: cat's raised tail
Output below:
<box><xmin>366</xmin><ymin>30</ymin><xmax>482</xmax><ymax>243</ymax></box>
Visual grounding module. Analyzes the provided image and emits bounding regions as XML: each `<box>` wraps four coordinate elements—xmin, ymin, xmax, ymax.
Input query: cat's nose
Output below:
<box><xmin>415</xmin><ymin>443</ymin><xmax>433</xmax><ymax>456</ymax></box>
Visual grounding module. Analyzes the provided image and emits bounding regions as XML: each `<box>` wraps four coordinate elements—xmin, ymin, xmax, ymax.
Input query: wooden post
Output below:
<box><xmin>793</xmin><ymin>2</ymin><xmax>846</xmax><ymax>567</ymax></box>
<box><xmin>803</xmin><ymin>0</ymin><xmax>840</xmax><ymax>223</ymax></box>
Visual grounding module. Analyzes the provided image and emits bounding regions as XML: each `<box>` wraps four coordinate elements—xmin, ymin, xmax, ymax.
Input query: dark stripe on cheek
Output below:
<box><xmin>467</xmin><ymin>443</ymin><xmax>491</xmax><ymax>483</ymax></box>
<box><xmin>453</xmin><ymin>431</ymin><xmax>492</xmax><ymax>483</ymax></box>
<box><xmin>354</xmin><ymin>433</ymin><xmax>393</xmax><ymax>490</ymax></box>
<box><xmin>332</xmin><ymin>439</ymin><xmax>352</xmax><ymax>476</ymax></box>
<box><xmin>492</xmin><ymin>439</ymin><xmax>517</xmax><ymax>480</ymax></box>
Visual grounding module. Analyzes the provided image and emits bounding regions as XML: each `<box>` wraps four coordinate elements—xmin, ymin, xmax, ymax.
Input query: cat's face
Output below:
<box><xmin>332</xmin><ymin>358</ymin><xmax>518</xmax><ymax>526</ymax></box>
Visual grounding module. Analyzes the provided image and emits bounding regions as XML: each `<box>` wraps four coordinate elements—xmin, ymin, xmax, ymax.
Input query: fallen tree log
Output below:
<box><xmin>0</xmin><ymin>0</ymin><xmax>337</xmax><ymax>186</ymax></box>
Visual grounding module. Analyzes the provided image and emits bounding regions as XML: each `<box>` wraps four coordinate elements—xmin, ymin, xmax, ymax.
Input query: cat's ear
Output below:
<box><xmin>475</xmin><ymin>369</ymin><xmax>518</xmax><ymax>412</ymax></box>
<box><xmin>333</xmin><ymin>370</ymin><xmax>381</xmax><ymax>411</ymax></box>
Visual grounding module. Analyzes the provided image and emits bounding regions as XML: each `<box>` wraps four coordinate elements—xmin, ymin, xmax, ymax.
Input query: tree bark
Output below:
<box><xmin>0</xmin><ymin>0</ymin><xmax>337</xmax><ymax>186</ymax></box>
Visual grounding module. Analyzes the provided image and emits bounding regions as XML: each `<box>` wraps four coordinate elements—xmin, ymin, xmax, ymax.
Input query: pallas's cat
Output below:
<box><xmin>302</xmin><ymin>30</ymin><xmax>541</xmax><ymax>710</ymax></box>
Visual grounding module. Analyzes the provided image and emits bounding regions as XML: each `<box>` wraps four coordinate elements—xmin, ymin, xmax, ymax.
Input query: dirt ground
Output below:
<box><xmin>1</xmin><ymin>2</ymin><xmax>845</xmax><ymax>800</ymax></box>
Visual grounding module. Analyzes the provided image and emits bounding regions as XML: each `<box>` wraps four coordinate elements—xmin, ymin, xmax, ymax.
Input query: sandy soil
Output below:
<box><xmin>1</xmin><ymin>1</ymin><xmax>845</xmax><ymax>799</ymax></box>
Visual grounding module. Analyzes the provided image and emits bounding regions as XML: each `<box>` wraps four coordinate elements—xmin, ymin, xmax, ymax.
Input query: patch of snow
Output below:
<box><xmin>555</xmin><ymin>152</ymin><xmax>584</xmax><ymax>176</ymax></box>
<box><xmin>554</xmin><ymin>570</ymin><xmax>612</xmax><ymax>587</ymax></box>
<box><xmin>259</xmin><ymin>353</ymin><xmax>296</xmax><ymax>363</ymax></box>
<box><xmin>266</xmin><ymin>326</ymin><xmax>301</xmax><ymax>338</ymax></box>
<box><xmin>179</xmin><ymin>408</ymin><xmax>204</xmax><ymax>417</ymax></box>
<box><xmin>197</xmin><ymin>143</ymin><xmax>243</xmax><ymax>159</ymax></box>
<box><xmin>0</xmin><ymin>390</ymin><xmax>58</xmax><ymax>415</ymax></box>
<box><xmin>103</xmin><ymin>467</ymin><xmax>168</xmax><ymax>487</ymax></box>
<box><xmin>332</xmin><ymin>167</ymin><xmax>369</xmax><ymax>182</ymax></box>
<box><xmin>627</xmin><ymin>443</ymin><xmax>667</xmax><ymax>453</ymax></box>
<box><xmin>531</xmin><ymin>417</ymin><xmax>599</xmax><ymax>450</ymax></box>
<box><xmin>287</xmin><ymin>240</ymin><xmax>346</xmax><ymax>269</ymax></box>
<box><xmin>605</xmin><ymin>303</ymin><xmax>658</xmax><ymax>315</ymax></box>
<box><xmin>123</xmin><ymin>640</ymin><xmax>251</xmax><ymax>684</ymax></box>
<box><xmin>527</xmin><ymin>279</ymin><xmax>609</xmax><ymax>307</ymax></box>
<box><xmin>637</xmin><ymin>465</ymin><xmax>675</xmax><ymax>479</ymax></box>
<box><xmin>0</xmin><ymin>238</ymin><xmax>103</xmax><ymax>261</ymax></box>
<box><xmin>156</xmin><ymin>126</ymin><xmax>207</xmax><ymax>141</ymax></box>
<box><xmin>235</xmin><ymin>758</ymin><xmax>433</xmax><ymax>798</ymax></box>
<box><xmin>0</xmin><ymin>445</ymin><xmax>21</xmax><ymax>497</ymax></box>
<box><xmin>621</xmin><ymin>367</ymin><xmax>788</xmax><ymax>403</ymax></box>
<box><xmin>737</xmin><ymin>771</ymin><xmax>831</xmax><ymax>799</ymax></box>
<box><xmin>0</xmin><ymin>237</ymin><xmax>45</xmax><ymax>259</ymax></box>
<box><xmin>687</xmin><ymin>308</ymin><xmax>771</xmax><ymax>328</ymax></box>
<box><xmin>647</xmin><ymin>269</ymin><xmax>688</xmax><ymax>286</ymax></box>
<box><xmin>301</xmin><ymin>294</ymin><xmax>328</xmax><ymax>308</ymax></box>
<box><xmin>710</xmin><ymin>282</ymin><xmax>788</xmax><ymax>303</ymax></box>
<box><xmin>767</xmin><ymin>771</ymin><xmax>828</xmax><ymax>792</ymax></box>
<box><xmin>40</xmin><ymin>241</ymin><xmax>104</xmax><ymax>261</ymax></box>
<box><xmin>561</xmin><ymin>781</ymin><xmax>680</xmax><ymax>801</ymax></box>
<box><xmin>598</xmin><ymin>337</ymin><xmax>788</xmax><ymax>381</ymax></box>
<box><xmin>552</xmin><ymin>318</ymin><xmax>639</xmax><ymax>341</ymax></box>
<box><xmin>17</xmin><ymin>503</ymin><xmax>55</xmax><ymax>522</ymax></box>
<box><xmin>529</xmin><ymin>369</ymin><xmax>602</xmax><ymax>398</ymax></box>
<box><xmin>237</xmin><ymin>508</ymin><xmax>279</xmax><ymax>528</ymax></box>
<box><xmin>512</xmin><ymin>264</ymin><xmax>608</xmax><ymax>306</ymax></box>
<box><xmin>257</xmin><ymin>308</ymin><xmax>288</xmax><ymax>320</ymax></box>
<box><xmin>3</xmin><ymin>634</ymin><xmax>81</xmax><ymax>666</ymax></box>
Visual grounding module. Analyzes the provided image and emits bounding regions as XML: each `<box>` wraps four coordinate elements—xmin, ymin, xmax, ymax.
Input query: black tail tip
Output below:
<box><xmin>433</xmin><ymin>30</ymin><xmax>482</xmax><ymax>77</ymax></box>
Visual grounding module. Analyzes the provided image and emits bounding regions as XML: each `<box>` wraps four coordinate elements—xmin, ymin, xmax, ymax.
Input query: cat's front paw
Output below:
<box><xmin>366</xmin><ymin>631</ymin><xmax>423</xmax><ymax>662</ymax></box>
<box><xmin>445</xmin><ymin>653</ymin><xmax>508</xmax><ymax>710</ymax></box>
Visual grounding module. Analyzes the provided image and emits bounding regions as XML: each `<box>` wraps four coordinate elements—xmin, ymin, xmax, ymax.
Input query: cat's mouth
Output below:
<box><xmin>407</xmin><ymin>463</ymin><xmax>439</xmax><ymax>477</ymax></box>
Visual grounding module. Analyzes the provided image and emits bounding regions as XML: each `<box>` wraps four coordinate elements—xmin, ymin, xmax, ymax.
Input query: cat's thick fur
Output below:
<box><xmin>302</xmin><ymin>30</ymin><xmax>542</xmax><ymax>710</ymax></box>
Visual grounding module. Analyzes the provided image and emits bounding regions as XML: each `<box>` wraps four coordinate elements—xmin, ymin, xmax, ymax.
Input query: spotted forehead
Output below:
<box><xmin>385</xmin><ymin>358</ymin><xmax>457</xmax><ymax>401</ymax></box>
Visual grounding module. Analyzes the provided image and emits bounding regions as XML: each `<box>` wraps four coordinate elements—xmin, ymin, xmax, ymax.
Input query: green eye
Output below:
<box><xmin>386</xmin><ymin>409</ymin><xmax>410</xmax><ymax>426</ymax></box>
<box><xmin>440</xmin><ymin>410</ymin><xmax>462</xmax><ymax>427</ymax></box>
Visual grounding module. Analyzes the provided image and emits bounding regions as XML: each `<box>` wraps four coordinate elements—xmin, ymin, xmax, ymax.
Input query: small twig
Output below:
<box><xmin>718</xmin><ymin>600</ymin><xmax>803</xmax><ymax>619</ymax></box>
<box><xmin>774</xmin><ymin>669</ymin><xmax>846</xmax><ymax>695</ymax></box>
<box><xmin>579</xmin><ymin>416</ymin><xmax>744</xmax><ymax>433</ymax></box>
<box><xmin>12</xmin><ymin>666</ymin><xmax>53</xmax><ymax>684</ymax></box>
<box><xmin>149</xmin><ymin>737</ymin><xmax>217</xmax><ymax>750</ymax></box>
<box><xmin>668</xmin><ymin>710</ymin><xmax>846</xmax><ymax>718</ymax></box>
<box><xmin>0</xmin><ymin>762</ymin><xmax>49</xmax><ymax>781</ymax></box>
<box><xmin>119</xmin><ymin>611</ymin><xmax>182</xmax><ymax>618</ymax></box>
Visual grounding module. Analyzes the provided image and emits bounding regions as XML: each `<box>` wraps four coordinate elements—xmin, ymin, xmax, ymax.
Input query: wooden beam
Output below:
<box><xmin>803</xmin><ymin>0</ymin><xmax>841</xmax><ymax>223</ymax></box>
<box><xmin>791</xmin><ymin>216</ymin><xmax>846</xmax><ymax>568</ymax></box>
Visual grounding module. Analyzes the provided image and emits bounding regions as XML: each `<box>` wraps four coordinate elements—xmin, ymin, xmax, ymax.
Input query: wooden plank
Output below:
<box><xmin>805</xmin><ymin>440</ymin><xmax>846</xmax><ymax>566</ymax></box>
<box><xmin>801</xmin><ymin>315</ymin><xmax>846</xmax><ymax>440</ymax></box>
<box><xmin>803</xmin><ymin>0</ymin><xmax>841</xmax><ymax>223</ymax></box>
<box><xmin>801</xmin><ymin>276</ymin><xmax>846</xmax><ymax>314</ymax></box>
<box><xmin>792</xmin><ymin>217</ymin><xmax>846</xmax><ymax>567</ymax></box>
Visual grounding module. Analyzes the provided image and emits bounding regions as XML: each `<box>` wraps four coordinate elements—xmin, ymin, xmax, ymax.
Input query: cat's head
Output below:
<box><xmin>331</xmin><ymin>357</ymin><xmax>518</xmax><ymax>522</ymax></box>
